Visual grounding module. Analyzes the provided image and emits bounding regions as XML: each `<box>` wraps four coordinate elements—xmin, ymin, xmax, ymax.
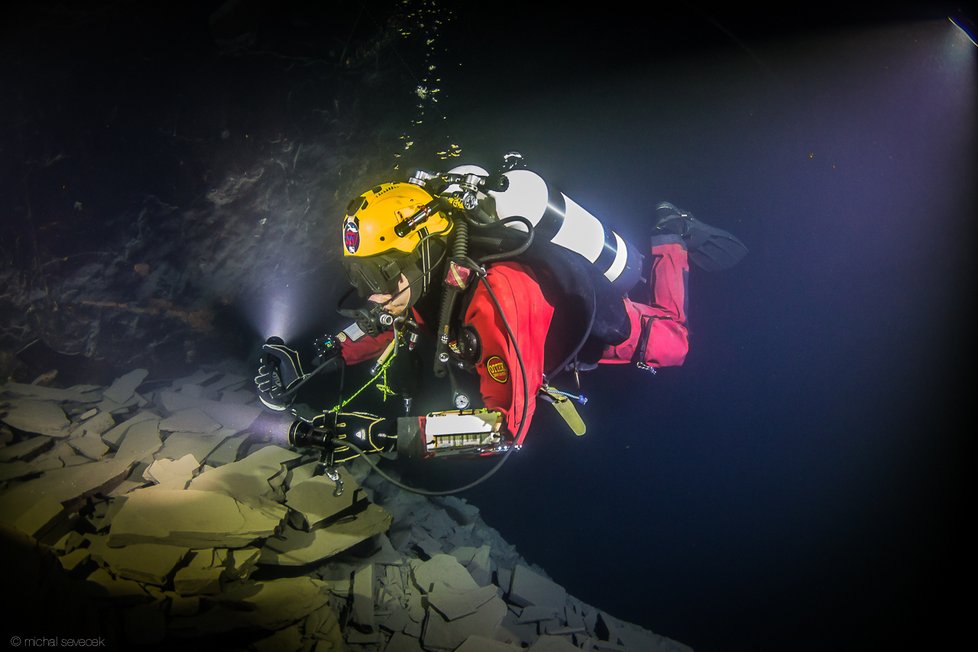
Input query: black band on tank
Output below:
<box><xmin>594</xmin><ymin>230</ymin><xmax>620</xmax><ymax>276</ymax></box>
<box><xmin>535</xmin><ymin>187</ymin><xmax>565</xmax><ymax>241</ymax></box>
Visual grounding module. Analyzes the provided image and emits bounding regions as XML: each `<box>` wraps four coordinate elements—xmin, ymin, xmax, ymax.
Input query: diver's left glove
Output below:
<box><xmin>289</xmin><ymin>412</ymin><xmax>396</xmax><ymax>465</ymax></box>
<box><xmin>255</xmin><ymin>336</ymin><xmax>304</xmax><ymax>411</ymax></box>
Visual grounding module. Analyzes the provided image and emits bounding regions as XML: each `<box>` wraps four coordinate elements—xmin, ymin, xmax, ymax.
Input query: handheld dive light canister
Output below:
<box><xmin>453</xmin><ymin>166</ymin><xmax>644</xmax><ymax>292</ymax></box>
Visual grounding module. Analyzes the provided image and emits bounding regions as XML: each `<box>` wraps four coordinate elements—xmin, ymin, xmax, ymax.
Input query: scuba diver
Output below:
<box><xmin>253</xmin><ymin>153</ymin><xmax>747</xmax><ymax>494</ymax></box>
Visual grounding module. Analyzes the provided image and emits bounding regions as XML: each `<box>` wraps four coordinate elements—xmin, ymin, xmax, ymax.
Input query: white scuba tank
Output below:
<box><xmin>448</xmin><ymin>165</ymin><xmax>643</xmax><ymax>292</ymax></box>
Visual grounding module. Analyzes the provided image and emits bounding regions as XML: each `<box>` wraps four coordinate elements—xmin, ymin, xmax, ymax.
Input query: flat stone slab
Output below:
<box><xmin>155</xmin><ymin>431</ymin><xmax>233</xmax><ymax>464</ymax></box>
<box><xmin>70</xmin><ymin>410</ymin><xmax>116</xmax><ymax>437</ymax></box>
<box><xmin>285</xmin><ymin>468</ymin><xmax>366</xmax><ymax>528</ymax></box>
<box><xmin>456</xmin><ymin>635</ymin><xmax>523</xmax><ymax>652</ymax></box>
<box><xmin>158</xmin><ymin>408</ymin><xmax>221</xmax><ymax>434</ymax></box>
<box><xmin>0</xmin><ymin>435</ymin><xmax>52</xmax><ymax>462</ymax></box>
<box><xmin>108</xmin><ymin>488</ymin><xmax>283</xmax><ymax>548</ymax></box>
<box><xmin>261</xmin><ymin>503</ymin><xmax>392</xmax><ymax>566</ymax></box>
<box><xmin>527</xmin><ymin>636</ymin><xmax>583</xmax><ymax>652</ymax></box>
<box><xmin>189</xmin><ymin>444</ymin><xmax>299</xmax><ymax>502</ymax></box>
<box><xmin>421</xmin><ymin>595</ymin><xmax>508</xmax><ymax>651</ymax></box>
<box><xmin>144</xmin><ymin>454</ymin><xmax>200</xmax><ymax>490</ymax></box>
<box><xmin>114</xmin><ymin>418</ymin><xmax>163</xmax><ymax>465</ymax></box>
<box><xmin>412</xmin><ymin>554</ymin><xmax>480</xmax><ymax>593</ymax></box>
<box><xmin>102</xmin><ymin>542</ymin><xmax>190</xmax><ymax>586</ymax></box>
<box><xmin>508</xmin><ymin>565</ymin><xmax>567</xmax><ymax>609</ymax></box>
<box><xmin>1</xmin><ymin>399</ymin><xmax>71</xmax><ymax>437</ymax></box>
<box><xmin>0</xmin><ymin>382</ymin><xmax>102</xmax><ymax>403</ymax></box>
<box><xmin>68</xmin><ymin>434</ymin><xmax>110</xmax><ymax>460</ymax></box>
<box><xmin>0</xmin><ymin>460</ymin><xmax>40</xmax><ymax>482</ymax></box>
<box><xmin>158</xmin><ymin>389</ymin><xmax>262</xmax><ymax>431</ymax></box>
<box><xmin>429</xmin><ymin>584</ymin><xmax>499</xmax><ymax>622</ymax></box>
<box><xmin>169</xmin><ymin>576</ymin><xmax>331</xmax><ymax>634</ymax></box>
<box><xmin>103</xmin><ymin>369</ymin><xmax>149</xmax><ymax>405</ymax></box>
<box><xmin>0</xmin><ymin>457</ymin><xmax>133</xmax><ymax>536</ymax></box>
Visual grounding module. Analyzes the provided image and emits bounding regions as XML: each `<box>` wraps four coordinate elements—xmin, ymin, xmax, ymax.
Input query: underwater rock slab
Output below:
<box><xmin>261</xmin><ymin>503</ymin><xmax>392</xmax><ymax>566</ymax></box>
<box><xmin>68</xmin><ymin>433</ymin><xmax>110</xmax><ymax>460</ymax></box>
<box><xmin>158</xmin><ymin>408</ymin><xmax>221</xmax><ymax>434</ymax></box>
<box><xmin>285</xmin><ymin>468</ymin><xmax>366</xmax><ymax>528</ymax></box>
<box><xmin>428</xmin><ymin>584</ymin><xmax>499</xmax><ymax>622</ymax></box>
<box><xmin>594</xmin><ymin>612</ymin><xmax>694</xmax><ymax>652</ymax></box>
<box><xmin>385</xmin><ymin>632</ymin><xmax>426</xmax><ymax>652</ymax></box>
<box><xmin>1</xmin><ymin>399</ymin><xmax>71</xmax><ymax>437</ymax></box>
<box><xmin>85</xmin><ymin>566</ymin><xmax>152</xmax><ymax>602</ymax></box>
<box><xmin>351</xmin><ymin>563</ymin><xmax>375</xmax><ymax>629</ymax></box>
<box><xmin>101</xmin><ymin>410</ymin><xmax>159</xmax><ymax>449</ymax></box>
<box><xmin>0</xmin><ymin>460</ymin><xmax>38</xmax><ymax>482</ymax></box>
<box><xmin>421</xmin><ymin>594</ymin><xmax>508</xmax><ymax>651</ymax></box>
<box><xmin>226</xmin><ymin>546</ymin><xmax>261</xmax><ymax>580</ymax></box>
<box><xmin>0</xmin><ymin>457</ymin><xmax>133</xmax><ymax>536</ymax></box>
<box><xmin>412</xmin><ymin>553</ymin><xmax>480</xmax><ymax>593</ymax></box>
<box><xmin>456</xmin><ymin>635</ymin><xmax>523</xmax><ymax>651</ymax></box>
<box><xmin>113</xmin><ymin>417</ymin><xmax>163</xmax><ymax>464</ymax></box>
<box><xmin>451</xmin><ymin>544</ymin><xmax>492</xmax><ymax>587</ymax></box>
<box><xmin>155</xmin><ymin>431</ymin><xmax>231</xmax><ymax>463</ymax></box>
<box><xmin>0</xmin><ymin>435</ymin><xmax>51</xmax><ymax>462</ymax></box>
<box><xmin>101</xmin><ymin>542</ymin><xmax>189</xmax><ymax>586</ymax></box>
<box><xmin>0</xmin><ymin>382</ymin><xmax>102</xmax><ymax>403</ymax></box>
<box><xmin>159</xmin><ymin>388</ymin><xmax>262</xmax><ymax>431</ymax></box>
<box><xmin>103</xmin><ymin>369</ymin><xmax>149</xmax><ymax>405</ymax></box>
<box><xmin>144</xmin><ymin>453</ymin><xmax>200</xmax><ymax>490</ymax></box>
<box><xmin>220</xmin><ymin>388</ymin><xmax>256</xmax><ymax>404</ymax></box>
<box><xmin>172</xmin><ymin>548</ymin><xmax>232</xmax><ymax>595</ymax></box>
<box><xmin>527</xmin><ymin>635</ymin><xmax>583</xmax><ymax>652</ymax></box>
<box><xmin>108</xmin><ymin>488</ymin><xmax>283</xmax><ymax>548</ymax></box>
<box><xmin>508</xmin><ymin>564</ymin><xmax>568</xmax><ymax>609</ymax></box>
<box><xmin>188</xmin><ymin>443</ymin><xmax>298</xmax><ymax>502</ymax></box>
<box><xmin>70</xmin><ymin>409</ymin><xmax>116</xmax><ymax>438</ymax></box>
<box><xmin>202</xmin><ymin>432</ymin><xmax>249</xmax><ymax>466</ymax></box>
<box><xmin>169</xmin><ymin>576</ymin><xmax>332</xmax><ymax>635</ymax></box>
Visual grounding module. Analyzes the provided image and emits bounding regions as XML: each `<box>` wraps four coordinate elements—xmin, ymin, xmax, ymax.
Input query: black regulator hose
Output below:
<box><xmin>433</xmin><ymin>217</ymin><xmax>469</xmax><ymax>379</ymax></box>
<box><xmin>474</xmin><ymin>216</ymin><xmax>535</xmax><ymax>264</ymax></box>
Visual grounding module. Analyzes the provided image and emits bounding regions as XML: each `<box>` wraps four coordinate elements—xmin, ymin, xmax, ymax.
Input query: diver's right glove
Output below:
<box><xmin>255</xmin><ymin>337</ymin><xmax>304</xmax><ymax>411</ymax></box>
<box><xmin>289</xmin><ymin>412</ymin><xmax>395</xmax><ymax>466</ymax></box>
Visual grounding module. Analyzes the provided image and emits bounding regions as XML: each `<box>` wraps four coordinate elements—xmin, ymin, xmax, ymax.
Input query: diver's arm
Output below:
<box><xmin>336</xmin><ymin>321</ymin><xmax>395</xmax><ymax>365</ymax></box>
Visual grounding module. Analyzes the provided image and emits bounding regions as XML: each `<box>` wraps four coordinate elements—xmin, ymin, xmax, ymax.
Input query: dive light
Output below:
<box><xmin>288</xmin><ymin>420</ymin><xmax>331</xmax><ymax>449</ymax></box>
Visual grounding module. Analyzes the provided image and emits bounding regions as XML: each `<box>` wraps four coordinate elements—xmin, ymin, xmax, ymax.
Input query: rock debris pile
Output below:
<box><xmin>0</xmin><ymin>363</ymin><xmax>690</xmax><ymax>652</ymax></box>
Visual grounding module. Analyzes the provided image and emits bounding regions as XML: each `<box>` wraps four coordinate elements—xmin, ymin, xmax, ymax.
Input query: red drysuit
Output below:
<box><xmin>339</xmin><ymin>239</ymin><xmax>690</xmax><ymax>444</ymax></box>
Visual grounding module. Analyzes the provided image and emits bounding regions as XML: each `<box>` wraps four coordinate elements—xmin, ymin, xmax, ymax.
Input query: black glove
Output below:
<box><xmin>288</xmin><ymin>412</ymin><xmax>396</xmax><ymax>465</ymax></box>
<box><xmin>255</xmin><ymin>337</ymin><xmax>304</xmax><ymax>411</ymax></box>
<box><xmin>312</xmin><ymin>333</ymin><xmax>344</xmax><ymax>369</ymax></box>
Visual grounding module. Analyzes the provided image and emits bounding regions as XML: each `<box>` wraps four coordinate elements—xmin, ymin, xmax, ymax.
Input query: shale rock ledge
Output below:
<box><xmin>0</xmin><ymin>362</ymin><xmax>691</xmax><ymax>652</ymax></box>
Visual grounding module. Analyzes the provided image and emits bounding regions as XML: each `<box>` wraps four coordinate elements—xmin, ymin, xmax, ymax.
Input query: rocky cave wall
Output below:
<box><xmin>1</xmin><ymin>0</ymin><xmax>458</xmax><ymax>381</ymax></box>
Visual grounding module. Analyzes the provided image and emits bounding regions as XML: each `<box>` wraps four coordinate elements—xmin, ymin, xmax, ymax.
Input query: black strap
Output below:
<box><xmin>631</xmin><ymin>314</ymin><xmax>657</xmax><ymax>366</ymax></box>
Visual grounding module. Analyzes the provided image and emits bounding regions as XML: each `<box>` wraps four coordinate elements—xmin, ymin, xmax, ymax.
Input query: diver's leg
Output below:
<box><xmin>599</xmin><ymin>235</ymin><xmax>689</xmax><ymax>367</ymax></box>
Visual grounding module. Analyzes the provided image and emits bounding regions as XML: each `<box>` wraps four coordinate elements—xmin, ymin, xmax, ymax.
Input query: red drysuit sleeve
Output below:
<box><xmin>463</xmin><ymin>262</ymin><xmax>555</xmax><ymax>445</ymax></box>
<box><xmin>338</xmin><ymin>328</ymin><xmax>393</xmax><ymax>365</ymax></box>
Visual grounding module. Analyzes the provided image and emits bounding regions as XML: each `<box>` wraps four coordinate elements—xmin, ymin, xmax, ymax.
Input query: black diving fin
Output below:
<box><xmin>654</xmin><ymin>202</ymin><xmax>748</xmax><ymax>272</ymax></box>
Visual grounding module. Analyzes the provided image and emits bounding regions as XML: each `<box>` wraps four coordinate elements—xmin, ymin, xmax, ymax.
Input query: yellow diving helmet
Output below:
<box><xmin>341</xmin><ymin>182</ymin><xmax>452</xmax><ymax>298</ymax></box>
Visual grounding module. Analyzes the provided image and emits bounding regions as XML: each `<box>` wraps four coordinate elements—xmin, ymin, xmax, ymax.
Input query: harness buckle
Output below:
<box><xmin>636</xmin><ymin>362</ymin><xmax>658</xmax><ymax>375</ymax></box>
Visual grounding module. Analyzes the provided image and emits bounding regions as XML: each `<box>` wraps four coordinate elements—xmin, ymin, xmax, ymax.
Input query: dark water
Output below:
<box><xmin>4</xmin><ymin>3</ymin><xmax>974</xmax><ymax>651</ymax></box>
